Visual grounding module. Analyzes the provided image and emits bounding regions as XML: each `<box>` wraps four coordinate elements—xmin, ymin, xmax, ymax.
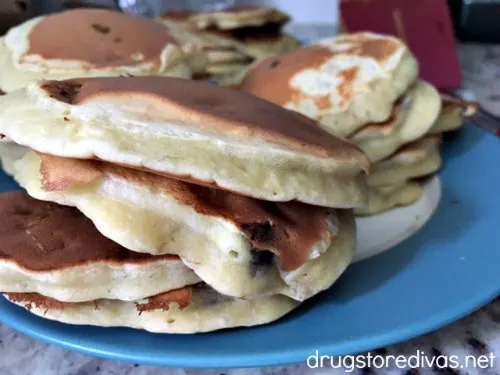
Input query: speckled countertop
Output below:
<box><xmin>1</xmin><ymin>40</ymin><xmax>500</xmax><ymax>375</ymax></box>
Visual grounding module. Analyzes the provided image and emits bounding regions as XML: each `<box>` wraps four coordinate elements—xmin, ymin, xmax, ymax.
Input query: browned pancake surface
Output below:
<box><xmin>0</xmin><ymin>192</ymin><xmax>175</xmax><ymax>271</ymax></box>
<box><xmin>351</xmin><ymin>98</ymin><xmax>406</xmax><ymax>138</ymax></box>
<box><xmin>39</xmin><ymin>154</ymin><xmax>338</xmax><ymax>272</ymax></box>
<box><xmin>39</xmin><ymin>77</ymin><xmax>369</xmax><ymax>166</ymax></box>
<box><xmin>241</xmin><ymin>46</ymin><xmax>332</xmax><ymax>109</ymax></box>
<box><xmin>440</xmin><ymin>94</ymin><xmax>479</xmax><ymax>117</ymax></box>
<box><xmin>26</xmin><ymin>9</ymin><xmax>178</xmax><ymax>69</ymax></box>
<box><xmin>240</xmin><ymin>36</ymin><xmax>401</xmax><ymax>108</ymax></box>
<box><xmin>6</xmin><ymin>286</ymin><xmax>193</xmax><ymax>312</ymax></box>
<box><xmin>192</xmin><ymin>6</ymin><xmax>290</xmax><ymax>27</ymax></box>
<box><xmin>161</xmin><ymin>8</ymin><xmax>287</xmax><ymax>43</ymax></box>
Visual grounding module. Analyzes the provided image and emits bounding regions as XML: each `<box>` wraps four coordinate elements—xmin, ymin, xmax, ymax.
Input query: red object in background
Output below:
<box><xmin>340</xmin><ymin>0</ymin><xmax>461</xmax><ymax>91</ymax></box>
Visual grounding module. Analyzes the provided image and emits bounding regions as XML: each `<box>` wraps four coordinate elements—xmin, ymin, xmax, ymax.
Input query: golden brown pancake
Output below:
<box><xmin>430</xmin><ymin>94</ymin><xmax>479</xmax><ymax>134</ymax></box>
<box><xmin>0</xmin><ymin>9</ymin><xmax>195</xmax><ymax>92</ymax></box>
<box><xmin>188</xmin><ymin>6</ymin><xmax>290</xmax><ymax>31</ymax></box>
<box><xmin>4</xmin><ymin>282</ymin><xmax>299</xmax><ymax>333</ymax></box>
<box><xmin>39</xmin><ymin>77</ymin><xmax>369</xmax><ymax>164</ymax></box>
<box><xmin>158</xmin><ymin>7</ymin><xmax>297</xmax><ymax>84</ymax></box>
<box><xmin>14</xmin><ymin>149</ymin><xmax>358</xmax><ymax>301</ymax></box>
<box><xmin>0</xmin><ymin>191</ymin><xmax>201</xmax><ymax>302</ymax></box>
<box><xmin>239</xmin><ymin>38</ymin><xmax>403</xmax><ymax>109</ymax></box>
<box><xmin>6</xmin><ymin>286</ymin><xmax>194</xmax><ymax>313</ymax></box>
<box><xmin>350</xmin><ymin>103</ymin><xmax>404</xmax><ymax>140</ymax></box>
<box><xmin>0</xmin><ymin>191</ymin><xmax>175</xmax><ymax>271</ymax></box>
<box><xmin>26</xmin><ymin>9</ymin><xmax>178</xmax><ymax>70</ymax></box>
<box><xmin>240</xmin><ymin>45</ymin><xmax>336</xmax><ymax>107</ymax></box>
<box><xmin>367</xmin><ymin>135</ymin><xmax>442</xmax><ymax>187</ymax></box>
<box><xmin>38</xmin><ymin>153</ymin><xmax>336</xmax><ymax>272</ymax></box>
<box><xmin>0</xmin><ymin>76</ymin><xmax>368</xmax><ymax>208</ymax></box>
<box><xmin>442</xmin><ymin>94</ymin><xmax>478</xmax><ymax>116</ymax></box>
<box><xmin>161</xmin><ymin>9</ymin><xmax>288</xmax><ymax>40</ymax></box>
<box><xmin>158</xmin><ymin>8</ymin><xmax>299</xmax><ymax>86</ymax></box>
<box><xmin>239</xmin><ymin>33</ymin><xmax>419</xmax><ymax>137</ymax></box>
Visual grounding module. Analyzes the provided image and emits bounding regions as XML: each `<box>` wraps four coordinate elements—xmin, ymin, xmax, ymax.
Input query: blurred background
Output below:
<box><xmin>2</xmin><ymin>0</ymin><xmax>500</xmax><ymax>103</ymax></box>
<box><xmin>6</xmin><ymin>0</ymin><xmax>500</xmax><ymax>42</ymax></box>
<box><xmin>27</xmin><ymin>0</ymin><xmax>340</xmax><ymax>24</ymax></box>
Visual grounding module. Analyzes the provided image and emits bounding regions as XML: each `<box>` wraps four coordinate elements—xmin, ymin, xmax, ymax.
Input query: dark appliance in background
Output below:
<box><xmin>0</xmin><ymin>1</ymin><xmax>34</xmax><ymax>34</ymax></box>
<box><xmin>448</xmin><ymin>0</ymin><xmax>500</xmax><ymax>43</ymax></box>
<box><xmin>28</xmin><ymin>0</ymin><xmax>119</xmax><ymax>14</ymax></box>
<box><xmin>63</xmin><ymin>1</ymin><xmax>119</xmax><ymax>9</ymax></box>
<box><xmin>0</xmin><ymin>0</ymin><xmax>118</xmax><ymax>32</ymax></box>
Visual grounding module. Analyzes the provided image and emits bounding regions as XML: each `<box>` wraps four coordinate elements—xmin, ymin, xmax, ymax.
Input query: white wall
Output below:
<box><xmin>37</xmin><ymin>0</ymin><xmax>340</xmax><ymax>24</ymax></box>
<box><xmin>152</xmin><ymin>0</ymin><xmax>339</xmax><ymax>24</ymax></box>
<box><xmin>242</xmin><ymin>0</ymin><xmax>338</xmax><ymax>24</ymax></box>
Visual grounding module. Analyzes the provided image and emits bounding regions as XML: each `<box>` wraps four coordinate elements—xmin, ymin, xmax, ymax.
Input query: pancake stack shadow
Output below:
<box><xmin>0</xmin><ymin>9</ymin><xmax>371</xmax><ymax>333</ymax></box>
<box><xmin>238</xmin><ymin>32</ymin><xmax>479</xmax><ymax>216</ymax></box>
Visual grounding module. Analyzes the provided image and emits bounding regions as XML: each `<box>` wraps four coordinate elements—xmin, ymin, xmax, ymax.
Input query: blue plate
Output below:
<box><xmin>0</xmin><ymin>124</ymin><xmax>499</xmax><ymax>368</ymax></box>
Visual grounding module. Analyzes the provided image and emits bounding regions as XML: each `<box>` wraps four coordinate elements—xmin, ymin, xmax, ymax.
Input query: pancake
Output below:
<box><xmin>210</xmin><ymin>70</ymin><xmax>252</xmax><ymax>86</ymax></box>
<box><xmin>0</xmin><ymin>88</ymin><xmax>25</xmax><ymax>173</ymax></box>
<box><xmin>205</xmin><ymin>61</ymin><xmax>251</xmax><ymax>75</ymax></box>
<box><xmin>0</xmin><ymin>76</ymin><xmax>369</xmax><ymax>208</ymax></box>
<box><xmin>158</xmin><ymin>10</ymin><xmax>247</xmax><ymax>51</ymax></box>
<box><xmin>188</xmin><ymin>7</ymin><xmax>290</xmax><ymax>31</ymax></box>
<box><xmin>0</xmin><ymin>192</ymin><xmax>200</xmax><ymax>302</ymax></box>
<box><xmin>157</xmin><ymin>8</ymin><xmax>297</xmax><ymax>81</ymax></box>
<box><xmin>240</xmin><ymin>33</ymin><xmax>300</xmax><ymax>60</ymax></box>
<box><xmin>0</xmin><ymin>142</ymin><xmax>28</xmax><ymax>176</ymax></box>
<box><xmin>160</xmin><ymin>25</ymin><xmax>250</xmax><ymax>83</ymax></box>
<box><xmin>430</xmin><ymin>94</ymin><xmax>479</xmax><ymax>134</ymax></box>
<box><xmin>349</xmin><ymin>80</ymin><xmax>441</xmax><ymax>162</ymax></box>
<box><xmin>157</xmin><ymin>12</ymin><xmax>296</xmax><ymax>83</ymax></box>
<box><xmin>4</xmin><ymin>284</ymin><xmax>298</xmax><ymax>334</ymax></box>
<box><xmin>208</xmin><ymin>59</ymin><xmax>255</xmax><ymax>86</ymax></box>
<box><xmin>239</xmin><ymin>32</ymin><xmax>419</xmax><ymax>137</ymax></box>
<box><xmin>160</xmin><ymin>10</ymin><xmax>296</xmax><ymax>58</ymax></box>
<box><xmin>157</xmin><ymin>11</ymin><xmax>247</xmax><ymax>69</ymax></box>
<box><xmin>0</xmin><ymin>9</ymin><xmax>197</xmax><ymax>92</ymax></box>
<box><xmin>12</xmin><ymin>152</ymin><xmax>356</xmax><ymax>301</ymax></box>
<box><xmin>204</xmin><ymin>47</ymin><xmax>252</xmax><ymax>65</ymax></box>
<box><xmin>201</xmin><ymin>21</ymin><xmax>299</xmax><ymax>60</ymax></box>
<box><xmin>354</xmin><ymin>182</ymin><xmax>423</xmax><ymax>216</ymax></box>
<box><xmin>368</xmin><ymin>135</ymin><xmax>442</xmax><ymax>187</ymax></box>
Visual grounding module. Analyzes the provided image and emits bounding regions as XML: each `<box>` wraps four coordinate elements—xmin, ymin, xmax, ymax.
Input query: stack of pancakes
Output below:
<box><xmin>0</xmin><ymin>8</ymin><xmax>209</xmax><ymax>182</ymax></box>
<box><xmin>0</xmin><ymin>76</ymin><xmax>369</xmax><ymax>333</ymax></box>
<box><xmin>0</xmin><ymin>8</ymin><xmax>206</xmax><ymax>93</ymax></box>
<box><xmin>158</xmin><ymin>6</ymin><xmax>300</xmax><ymax>85</ymax></box>
<box><xmin>239</xmin><ymin>32</ymin><xmax>478</xmax><ymax>215</ymax></box>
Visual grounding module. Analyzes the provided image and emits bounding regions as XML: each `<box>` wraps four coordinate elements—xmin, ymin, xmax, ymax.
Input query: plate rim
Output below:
<box><xmin>1</xmin><ymin>286</ymin><xmax>499</xmax><ymax>368</ymax></box>
<box><xmin>354</xmin><ymin>176</ymin><xmax>442</xmax><ymax>262</ymax></box>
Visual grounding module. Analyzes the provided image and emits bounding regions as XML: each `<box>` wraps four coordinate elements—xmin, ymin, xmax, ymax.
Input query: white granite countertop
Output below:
<box><xmin>1</xmin><ymin>38</ymin><xmax>500</xmax><ymax>375</ymax></box>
